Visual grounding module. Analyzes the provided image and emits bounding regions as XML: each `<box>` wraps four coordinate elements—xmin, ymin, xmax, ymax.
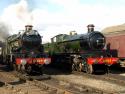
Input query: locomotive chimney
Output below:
<box><xmin>87</xmin><ymin>24</ymin><xmax>94</xmax><ymax>33</ymax></box>
<box><xmin>25</xmin><ymin>25</ymin><xmax>33</xmax><ymax>32</ymax></box>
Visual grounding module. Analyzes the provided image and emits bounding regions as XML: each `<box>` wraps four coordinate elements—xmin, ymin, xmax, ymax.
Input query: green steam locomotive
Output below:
<box><xmin>2</xmin><ymin>25</ymin><xmax>51</xmax><ymax>74</ymax></box>
<box><xmin>44</xmin><ymin>24</ymin><xmax>118</xmax><ymax>74</ymax></box>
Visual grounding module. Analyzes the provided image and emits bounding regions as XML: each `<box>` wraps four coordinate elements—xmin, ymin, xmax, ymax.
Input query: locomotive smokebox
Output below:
<box><xmin>87</xmin><ymin>24</ymin><xmax>94</xmax><ymax>33</ymax></box>
<box><xmin>22</xmin><ymin>25</ymin><xmax>42</xmax><ymax>50</ymax></box>
<box><xmin>25</xmin><ymin>25</ymin><xmax>33</xmax><ymax>32</ymax></box>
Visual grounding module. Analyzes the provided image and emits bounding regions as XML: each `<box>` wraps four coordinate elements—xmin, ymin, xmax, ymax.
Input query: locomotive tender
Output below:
<box><xmin>2</xmin><ymin>25</ymin><xmax>51</xmax><ymax>74</ymax></box>
<box><xmin>44</xmin><ymin>24</ymin><xmax>118</xmax><ymax>73</ymax></box>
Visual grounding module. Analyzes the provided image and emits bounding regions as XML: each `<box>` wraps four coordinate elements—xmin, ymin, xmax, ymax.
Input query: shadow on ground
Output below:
<box><xmin>43</xmin><ymin>65</ymin><xmax>72</xmax><ymax>75</ymax></box>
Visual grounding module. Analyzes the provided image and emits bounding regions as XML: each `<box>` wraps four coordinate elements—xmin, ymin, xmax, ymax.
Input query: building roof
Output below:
<box><xmin>102</xmin><ymin>24</ymin><xmax>125</xmax><ymax>34</ymax></box>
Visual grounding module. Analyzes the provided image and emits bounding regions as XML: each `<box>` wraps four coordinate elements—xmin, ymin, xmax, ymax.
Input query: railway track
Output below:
<box><xmin>43</xmin><ymin>66</ymin><xmax>125</xmax><ymax>93</ymax></box>
<box><xmin>44</xmin><ymin>66</ymin><xmax>125</xmax><ymax>86</ymax></box>
<box><xmin>0</xmin><ymin>64</ymin><xmax>125</xmax><ymax>93</ymax></box>
<box><xmin>44</xmin><ymin>65</ymin><xmax>125</xmax><ymax>85</ymax></box>
<box><xmin>13</xmin><ymin>72</ymin><xmax>106</xmax><ymax>94</ymax></box>
<box><xmin>72</xmin><ymin>70</ymin><xmax>125</xmax><ymax>86</ymax></box>
<box><xmin>0</xmin><ymin>65</ymin><xmax>107</xmax><ymax>94</ymax></box>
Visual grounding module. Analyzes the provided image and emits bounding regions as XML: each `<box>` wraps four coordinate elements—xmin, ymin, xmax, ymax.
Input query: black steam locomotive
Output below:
<box><xmin>2</xmin><ymin>25</ymin><xmax>51</xmax><ymax>74</ymax></box>
<box><xmin>44</xmin><ymin>24</ymin><xmax>118</xmax><ymax>73</ymax></box>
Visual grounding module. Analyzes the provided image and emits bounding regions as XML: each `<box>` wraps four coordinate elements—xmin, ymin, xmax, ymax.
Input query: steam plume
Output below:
<box><xmin>1</xmin><ymin>0</ymin><xmax>33</xmax><ymax>35</ymax></box>
<box><xmin>0</xmin><ymin>21</ymin><xmax>10</xmax><ymax>42</ymax></box>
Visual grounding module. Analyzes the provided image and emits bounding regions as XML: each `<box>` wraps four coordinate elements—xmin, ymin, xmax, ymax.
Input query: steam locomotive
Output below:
<box><xmin>44</xmin><ymin>24</ymin><xmax>118</xmax><ymax>73</ymax></box>
<box><xmin>2</xmin><ymin>25</ymin><xmax>51</xmax><ymax>74</ymax></box>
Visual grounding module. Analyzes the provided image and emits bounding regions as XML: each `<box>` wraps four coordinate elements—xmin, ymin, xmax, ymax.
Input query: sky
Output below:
<box><xmin>0</xmin><ymin>0</ymin><xmax>125</xmax><ymax>43</ymax></box>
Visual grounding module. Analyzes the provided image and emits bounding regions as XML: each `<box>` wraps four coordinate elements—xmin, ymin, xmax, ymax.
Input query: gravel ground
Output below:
<box><xmin>0</xmin><ymin>65</ymin><xmax>51</xmax><ymax>94</ymax></box>
<box><xmin>0</xmin><ymin>65</ymin><xmax>125</xmax><ymax>94</ymax></box>
<box><xmin>51</xmin><ymin>74</ymin><xmax>125</xmax><ymax>93</ymax></box>
<box><xmin>0</xmin><ymin>82</ymin><xmax>49</xmax><ymax>94</ymax></box>
<box><xmin>119</xmin><ymin>73</ymin><xmax>125</xmax><ymax>76</ymax></box>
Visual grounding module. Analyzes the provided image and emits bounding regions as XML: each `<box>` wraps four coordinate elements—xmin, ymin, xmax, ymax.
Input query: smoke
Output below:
<box><xmin>0</xmin><ymin>21</ymin><xmax>10</xmax><ymax>42</ymax></box>
<box><xmin>14</xmin><ymin>0</ymin><xmax>33</xmax><ymax>25</ymax></box>
<box><xmin>1</xmin><ymin>0</ymin><xmax>33</xmax><ymax>35</ymax></box>
<box><xmin>0</xmin><ymin>0</ymin><xmax>81</xmax><ymax>43</ymax></box>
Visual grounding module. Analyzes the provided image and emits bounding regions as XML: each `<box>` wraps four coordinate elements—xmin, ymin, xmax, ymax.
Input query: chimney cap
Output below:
<box><xmin>25</xmin><ymin>25</ymin><xmax>33</xmax><ymax>27</ymax></box>
<box><xmin>87</xmin><ymin>24</ymin><xmax>95</xmax><ymax>27</ymax></box>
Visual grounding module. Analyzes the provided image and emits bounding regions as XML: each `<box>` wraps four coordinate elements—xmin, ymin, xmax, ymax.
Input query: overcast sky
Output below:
<box><xmin>0</xmin><ymin>0</ymin><xmax>125</xmax><ymax>43</ymax></box>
